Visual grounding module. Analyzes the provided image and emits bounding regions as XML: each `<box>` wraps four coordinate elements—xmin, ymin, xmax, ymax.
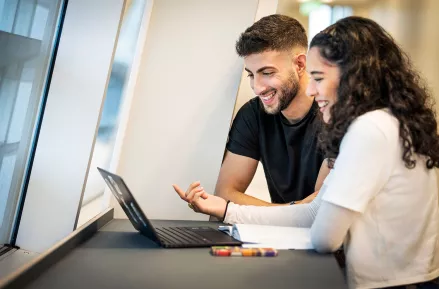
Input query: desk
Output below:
<box><xmin>4</xmin><ymin>216</ymin><xmax>347</xmax><ymax>289</ymax></box>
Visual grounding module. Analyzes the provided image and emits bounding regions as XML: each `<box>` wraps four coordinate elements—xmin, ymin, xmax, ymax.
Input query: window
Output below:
<box><xmin>301</xmin><ymin>2</ymin><xmax>353</xmax><ymax>42</ymax></box>
<box><xmin>0</xmin><ymin>0</ymin><xmax>65</xmax><ymax>245</ymax></box>
<box><xmin>77</xmin><ymin>0</ymin><xmax>147</xmax><ymax>226</ymax></box>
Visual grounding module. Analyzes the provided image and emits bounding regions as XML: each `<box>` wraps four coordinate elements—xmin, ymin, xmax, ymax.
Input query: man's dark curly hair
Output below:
<box><xmin>310</xmin><ymin>16</ymin><xmax>439</xmax><ymax>169</ymax></box>
<box><xmin>236</xmin><ymin>14</ymin><xmax>308</xmax><ymax>57</ymax></box>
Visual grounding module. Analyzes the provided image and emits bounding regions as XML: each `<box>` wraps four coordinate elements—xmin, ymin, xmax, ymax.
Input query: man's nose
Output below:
<box><xmin>252</xmin><ymin>77</ymin><xmax>268</xmax><ymax>96</ymax></box>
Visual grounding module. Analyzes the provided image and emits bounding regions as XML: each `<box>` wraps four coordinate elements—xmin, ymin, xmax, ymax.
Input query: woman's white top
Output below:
<box><xmin>224</xmin><ymin>109</ymin><xmax>439</xmax><ymax>289</ymax></box>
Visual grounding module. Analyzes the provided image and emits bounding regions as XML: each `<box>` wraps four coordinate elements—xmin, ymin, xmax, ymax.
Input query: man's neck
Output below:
<box><xmin>281</xmin><ymin>78</ymin><xmax>314</xmax><ymax>124</ymax></box>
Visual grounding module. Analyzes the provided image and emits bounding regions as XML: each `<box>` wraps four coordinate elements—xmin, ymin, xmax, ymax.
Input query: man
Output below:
<box><xmin>174</xmin><ymin>15</ymin><xmax>328</xmax><ymax>207</ymax></box>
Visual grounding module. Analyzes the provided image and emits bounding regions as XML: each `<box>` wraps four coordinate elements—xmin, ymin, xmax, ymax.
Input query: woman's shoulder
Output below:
<box><xmin>355</xmin><ymin>108</ymin><xmax>397</xmax><ymax>125</ymax></box>
<box><xmin>349</xmin><ymin>109</ymin><xmax>399</xmax><ymax>139</ymax></box>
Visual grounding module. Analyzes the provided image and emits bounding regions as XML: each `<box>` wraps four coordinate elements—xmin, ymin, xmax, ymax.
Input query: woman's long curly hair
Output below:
<box><xmin>311</xmin><ymin>16</ymin><xmax>439</xmax><ymax>169</ymax></box>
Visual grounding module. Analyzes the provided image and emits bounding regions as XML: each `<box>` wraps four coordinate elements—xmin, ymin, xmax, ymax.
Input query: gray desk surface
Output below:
<box><xmin>23</xmin><ymin>219</ymin><xmax>347</xmax><ymax>289</ymax></box>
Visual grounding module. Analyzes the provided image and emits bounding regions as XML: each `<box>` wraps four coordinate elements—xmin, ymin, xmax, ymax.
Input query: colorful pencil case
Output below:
<box><xmin>210</xmin><ymin>246</ymin><xmax>278</xmax><ymax>257</ymax></box>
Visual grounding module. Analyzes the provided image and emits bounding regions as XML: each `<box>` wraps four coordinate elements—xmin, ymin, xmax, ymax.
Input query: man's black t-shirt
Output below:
<box><xmin>226</xmin><ymin>97</ymin><xmax>324</xmax><ymax>204</ymax></box>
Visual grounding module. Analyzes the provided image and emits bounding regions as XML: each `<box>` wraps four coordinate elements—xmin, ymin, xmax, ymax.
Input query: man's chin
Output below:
<box><xmin>259</xmin><ymin>99</ymin><xmax>280</xmax><ymax>114</ymax></box>
<box><xmin>262</xmin><ymin>104</ymin><xmax>280</xmax><ymax>115</ymax></box>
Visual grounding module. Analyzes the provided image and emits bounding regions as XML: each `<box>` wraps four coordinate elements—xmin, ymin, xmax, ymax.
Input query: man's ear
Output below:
<box><xmin>295</xmin><ymin>53</ymin><xmax>307</xmax><ymax>77</ymax></box>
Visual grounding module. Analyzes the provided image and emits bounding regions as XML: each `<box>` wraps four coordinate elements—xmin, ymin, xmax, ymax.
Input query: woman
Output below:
<box><xmin>173</xmin><ymin>17</ymin><xmax>439</xmax><ymax>289</ymax></box>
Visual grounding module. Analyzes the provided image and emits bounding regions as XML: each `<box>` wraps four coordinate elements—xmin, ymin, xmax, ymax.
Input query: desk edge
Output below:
<box><xmin>0</xmin><ymin>208</ymin><xmax>114</xmax><ymax>289</ymax></box>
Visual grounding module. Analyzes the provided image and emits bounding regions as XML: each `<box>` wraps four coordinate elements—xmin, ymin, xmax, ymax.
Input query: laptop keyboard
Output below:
<box><xmin>155</xmin><ymin>227</ymin><xmax>212</xmax><ymax>247</ymax></box>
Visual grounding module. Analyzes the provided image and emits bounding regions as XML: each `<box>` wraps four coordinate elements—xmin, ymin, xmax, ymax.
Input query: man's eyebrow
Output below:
<box><xmin>256</xmin><ymin>66</ymin><xmax>276</xmax><ymax>73</ymax></box>
<box><xmin>244</xmin><ymin>66</ymin><xmax>277</xmax><ymax>74</ymax></box>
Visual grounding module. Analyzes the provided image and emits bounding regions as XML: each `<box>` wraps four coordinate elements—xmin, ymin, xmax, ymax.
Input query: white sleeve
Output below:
<box><xmin>311</xmin><ymin>201</ymin><xmax>360</xmax><ymax>253</ymax></box>
<box><xmin>322</xmin><ymin>117</ymin><xmax>393</xmax><ymax>213</ymax></box>
<box><xmin>223</xmin><ymin>183</ymin><xmax>327</xmax><ymax>227</ymax></box>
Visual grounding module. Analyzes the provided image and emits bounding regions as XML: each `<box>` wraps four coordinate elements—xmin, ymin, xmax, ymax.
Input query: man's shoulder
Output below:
<box><xmin>238</xmin><ymin>97</ymin><xmax>261</xmax><ymax>114</ymax></box>
<box><xmin>232</xmin><ymin>97</ymin><xmax>265</xmax><ymax>127</ymax></box>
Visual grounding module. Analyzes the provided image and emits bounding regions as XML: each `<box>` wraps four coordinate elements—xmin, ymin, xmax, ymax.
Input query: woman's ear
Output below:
<box><xmin>295</xmin><ymin>53</ymin><xmax>307</xmax><ymax>77</ymax></box>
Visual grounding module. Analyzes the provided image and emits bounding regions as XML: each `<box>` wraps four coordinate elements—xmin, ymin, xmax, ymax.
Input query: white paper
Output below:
<box><xmin>218</xmin><ymin>225</ymin><xmax>233</xmax><ymax>235</ymax></box>
<box><xmin>219</xmin><ymin>224</ymin><xmax>313</xmax><ymax>250</ymax></box>
<box><xmin>241</xmin><ymin>243</ymin><xmax>311</xmax><ymax>250</ymax></box>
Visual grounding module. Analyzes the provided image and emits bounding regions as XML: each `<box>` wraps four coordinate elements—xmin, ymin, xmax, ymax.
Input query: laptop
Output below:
<box><xmin>97</xmin><ymin>167</ymin><xmax>242</xmax><ymax>248</ymax></box>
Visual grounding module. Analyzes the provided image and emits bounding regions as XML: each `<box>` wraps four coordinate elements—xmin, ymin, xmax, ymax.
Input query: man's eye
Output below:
<box><xmin>314</xmin><ymin>78</ymin><xmax>323</xmax><ymax>82</ymax></box>
<box><xmin>263</xmin><ymin>72</ymin><xmax>274</xmax><ymax>76</ymax></box>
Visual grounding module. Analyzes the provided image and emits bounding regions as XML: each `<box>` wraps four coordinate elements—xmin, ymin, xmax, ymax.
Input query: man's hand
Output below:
<box><xmin>172</xmin><ymin>182</ymin><xmax>228</xmax><ymax>219</ymax></box>
<box><xmin>294</xmin><ymin>191</ymin><xmax>319</xmax><ymax>204</ymax></box>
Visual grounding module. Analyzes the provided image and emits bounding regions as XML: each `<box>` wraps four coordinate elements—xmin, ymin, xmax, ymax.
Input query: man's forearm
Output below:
<box><xmin>216</xmin><ymin>190</ymin><xmax>282</xmax><ymax>206</ymax></box>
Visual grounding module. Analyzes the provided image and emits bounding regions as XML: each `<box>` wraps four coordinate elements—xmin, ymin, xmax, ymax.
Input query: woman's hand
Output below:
<box><xmin>172</xmin><ymin>182</ymin><xmax>228</xmax><ymax>219</ymax></box>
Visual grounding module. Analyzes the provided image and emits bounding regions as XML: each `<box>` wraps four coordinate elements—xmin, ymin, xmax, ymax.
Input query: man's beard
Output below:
<box><xmin>260</xmin><ymin>72</ymin><xmax>299</xmax><ymax>115</ymax></box>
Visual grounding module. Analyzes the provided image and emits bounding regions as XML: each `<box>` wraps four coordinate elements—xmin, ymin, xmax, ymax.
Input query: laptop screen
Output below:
<box><xmin>98</xmin><ymin>168</ymin><xmax>159</xmax><ymax>242</ymax></box>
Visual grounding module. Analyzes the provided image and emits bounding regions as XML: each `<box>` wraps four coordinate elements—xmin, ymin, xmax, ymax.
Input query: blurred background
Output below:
<box><xmin>279</xmin><ymin>0</ymin><xmax>438</xmax><ymax>101</ymax></box>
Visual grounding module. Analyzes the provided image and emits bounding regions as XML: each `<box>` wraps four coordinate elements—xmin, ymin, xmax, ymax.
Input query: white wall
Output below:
<box><xmin>112</xmin><ymin>0</ymin><xmax>261</xmax><ymax>220</ymax></box>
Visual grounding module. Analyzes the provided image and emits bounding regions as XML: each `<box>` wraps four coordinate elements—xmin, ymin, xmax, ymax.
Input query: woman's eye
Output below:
<box><xmin>247</xmin><ymin>74</ymin><xmax>254</xmax><ymax>78</ymax></box>
<box><xmin>314</xmin><ymin>78</ymin><xmax>323</xmax><ymax>83</ymax></box>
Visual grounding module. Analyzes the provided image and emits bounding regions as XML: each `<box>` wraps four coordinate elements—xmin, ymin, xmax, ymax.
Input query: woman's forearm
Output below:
<box><xmin>224</xmin><ymin>189</ymin><xmax>324</xmax><ymax>227</ymax></box>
